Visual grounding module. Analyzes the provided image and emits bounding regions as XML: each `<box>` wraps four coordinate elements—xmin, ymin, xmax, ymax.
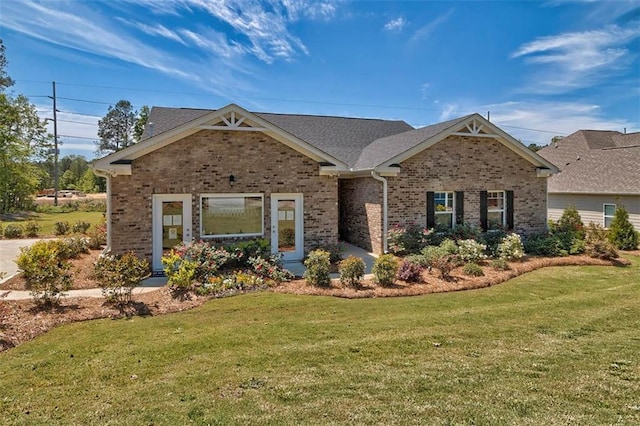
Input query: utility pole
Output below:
<box><xmin>52</xmin><ymin>81</ymin><xmax>59</xmax><ymax>207</ymax></box>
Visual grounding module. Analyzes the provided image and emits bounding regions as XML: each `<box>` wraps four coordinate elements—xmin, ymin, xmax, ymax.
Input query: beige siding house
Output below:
<box><xmin>538</xmin><ymin>130</ymin><xmax>640</xmax><ymax>230</ymax></box>
<box><xmin>93</xmin><ymin>104</ymin><xmax>558</xmax><ymax>270</ymax></box>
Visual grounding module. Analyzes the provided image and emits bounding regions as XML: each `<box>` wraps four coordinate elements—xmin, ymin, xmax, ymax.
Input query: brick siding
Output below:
<box><xmin>110</xmin><ymin>130</ymin><xmax>338</xmax><ymax>263</ymax></box>
<box><xmin>339</xmin><ymin>178</ymin><xmax>383</xmax><ymax>253</ymax></box>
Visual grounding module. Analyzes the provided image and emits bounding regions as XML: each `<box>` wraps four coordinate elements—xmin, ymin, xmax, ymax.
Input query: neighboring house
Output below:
<box><xmin>93</xmin><ymin>103</ymin><xmax>558</xmax><ymax>271</ymax></box>
<box><xmin>538</xmin><ymin>130</ymin><xmax>640</xmax><ymax>230</ymax></box>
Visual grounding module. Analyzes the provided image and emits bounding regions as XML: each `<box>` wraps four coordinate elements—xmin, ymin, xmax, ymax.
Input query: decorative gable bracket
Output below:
<box><xmin>451</xmin><ymin>118</ymin><xmax>499</xmax><ymax>138</ymax></box>
<box><xmin>198</xmin><ymin>111</ymin><xmax>267</xmax><ymax>132</ymax></box>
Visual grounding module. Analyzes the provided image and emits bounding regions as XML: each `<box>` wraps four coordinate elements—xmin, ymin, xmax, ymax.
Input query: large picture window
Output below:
<box><xmin>200</xmin><ymin>194</ymin><xmax>263</xmax><ymax>238</ymax></box>
<box><xmin>603</xmin><ymin>204</ymin><xmax>616</xmax><ymax>228</ymax></box>
<box><xmin>434</xmin><ymin>192</ymin><xmax>455</xmax><ymax>229</ymax></box>
<box><xmin>487</xmin><ymin>190</ymin><xmax>506</xmax><ymax>228</ymax></box>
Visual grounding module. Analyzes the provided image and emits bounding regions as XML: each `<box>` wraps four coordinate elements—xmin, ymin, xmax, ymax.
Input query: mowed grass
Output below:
<box><xmin>0</xmin><ymin>211</ymin><xmax>104</xmax><ymax>236</ymax></box>
<box><xmin>1</xmin><ymin>257</ymin><xmax>639</xmax><ymax>425</ymax></box>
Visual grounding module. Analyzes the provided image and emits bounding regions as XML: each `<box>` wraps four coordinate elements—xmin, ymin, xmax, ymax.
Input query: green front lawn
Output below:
<box><xmin>0</xmin><ymin>211</ymin><xmax>104</xmax><ymax>237</ymax></box>
<box><xmin>1</xmin><ymin>257</ymin><xmax>639</xmax><ymax>424</ymax></box>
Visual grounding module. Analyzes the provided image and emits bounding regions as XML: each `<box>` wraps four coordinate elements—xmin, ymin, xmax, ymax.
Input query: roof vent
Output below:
<box><xmin>148</xmin><ymin>122</ymin><xmax>155</xmax><ymax>137</ymax></box>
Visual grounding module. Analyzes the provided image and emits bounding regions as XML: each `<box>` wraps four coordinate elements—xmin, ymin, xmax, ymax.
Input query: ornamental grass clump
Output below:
<box><xmin>372</xmin><ymin>254</ymin><xmax>399</xmax><ymax>287</ymax></box>
<box><xmin>339</xmin><ymin>255</ymin><xmax>365</xmax><ymax>287</ymax></box>
<box><xmin>304</xmin><ymin>249</ymin><xmax>331</xmax><ymax>286</ymax></box>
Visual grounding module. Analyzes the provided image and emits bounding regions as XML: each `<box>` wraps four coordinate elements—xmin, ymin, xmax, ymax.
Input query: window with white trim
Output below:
<box><xmin>487</xmin><ymin>190</ymin><xmax>506</xmax><ymax>228</ymax></box>
<box><xmin>434</xmin><ymin>192</ymin><xmax>455</xmax><ymax>229</ymax></box>
<box><xmin>200</xmin><ymin>194</ymin><xmax>264</xmax><ymax>238</ymax></box>
<box><xmin>603</xmin><ymin>204</ymin><xmax>616</xmax><ymax>228</ymax></box>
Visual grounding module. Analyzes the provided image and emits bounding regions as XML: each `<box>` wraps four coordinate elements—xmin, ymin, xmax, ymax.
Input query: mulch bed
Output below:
<box><xmin>1</xmin><ymin>250</ymin><xmax>637</xmax><ymax>353</ymax></box>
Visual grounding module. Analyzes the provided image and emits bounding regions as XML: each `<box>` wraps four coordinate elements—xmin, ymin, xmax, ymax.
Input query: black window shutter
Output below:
<box><xmin>426</xmin><ymin>191</ymin><xmax>435</xmax><ymax>229</ymax></box>
<box><xmin>455</xmin><ymin>191</ymin><xmax>464</xmax><ymax>225</ymax></box>
<box><xmin>506</xmin><ymin>190</ymin><xmax>514</xmax><ymax>230</ymax></box>
<box><xmin>480</xmin><ymin>190</ymin><xmax>488</xmax><ymax>231</ymax></box>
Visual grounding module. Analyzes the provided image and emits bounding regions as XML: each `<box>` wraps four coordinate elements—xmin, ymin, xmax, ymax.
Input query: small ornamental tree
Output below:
<box><xmin>95</xmin><ymin>252</ymin><xmax>150</xmax><ymax>302</ymax></box>
<box><xmin>608</xmin><ymin>205</ymin><xmax>639</xmax><ymax>250</ymax></box>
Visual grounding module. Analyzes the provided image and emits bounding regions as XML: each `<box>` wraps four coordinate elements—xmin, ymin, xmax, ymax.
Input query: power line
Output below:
<box><xmin>59</xmin><ymin>134</ymin><xmax>97</xmax><ymax>140</ymax></box>
<box><xmin>58</xmin><ymin>119</ymin><xmax>98</xmax><ymax>125</ymax></box>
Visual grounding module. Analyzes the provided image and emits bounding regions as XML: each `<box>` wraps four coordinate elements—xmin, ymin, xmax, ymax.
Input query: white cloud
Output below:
<box><xmin>479</xmin><ymin>100</ymin><xmax>636</xmax><ymax>145</ymax></box>
<box><xmin>384</xmin><ymin>17</ymin><xmax>407</xmax><ymax>32</ymax></box>
<box><xmin>511</xmin><ymin>25</ymin><xmax>640</xmax><ymax>93</ymax></box>
<box><xmin>439</xmin><ymin>104</ymin><xmax>458</xmax><ymax>121</ymax></box>
<box><xmin>410</xmin><ymin>9</ymin><xmax>454</xmax><ymax>43</ymax></box>
<box><xmin>116</xmin><ymin>18</ymin><xmax>188</xmax><ymax>45</ymax></box>
<box><xmin>420</xmin><ymin>83</ymin><xmax>430</xmax><ymax>100</ymax></box>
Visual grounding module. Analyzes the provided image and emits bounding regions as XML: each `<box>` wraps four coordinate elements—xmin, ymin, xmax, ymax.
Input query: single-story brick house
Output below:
<box><xmin>538</xmin><ymin>130</ymin><xmax>640</xmax><ymax>230</ymax></box>
<box><xmin>93</xmin><ymin>103</ymin><xmax>558</xmax><ymax>271</ymax></box>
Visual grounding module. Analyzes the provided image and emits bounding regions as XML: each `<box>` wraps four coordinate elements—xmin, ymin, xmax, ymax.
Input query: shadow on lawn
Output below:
<box><xmin>104</xmin><ymin>301</ymin><xmax>152</xmax><ymax>318</ymax></box>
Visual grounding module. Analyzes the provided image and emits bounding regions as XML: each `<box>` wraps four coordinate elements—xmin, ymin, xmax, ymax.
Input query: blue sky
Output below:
<box><xmin>1</xmin><ymin>0</ymin><xmax>639</xmax><ymax>159</ymax></box>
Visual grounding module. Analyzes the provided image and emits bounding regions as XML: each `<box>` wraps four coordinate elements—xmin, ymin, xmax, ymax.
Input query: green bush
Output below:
<box><xmin>3</xmin><ymin>224</ymin><xmax>24</xmax><ymax>239</ymax></box>
<box><xmin>54</xmin><ymin>221</ymin><xmax>71</xmax><ymax>236</ymax></box>
<box><xmin>86</xmin><ymin>222</ymin><xmax>107</xmax><ymax>249</ymax></box>
<box><xmin>549</xmin><ymin>206</ymin><xmax>586</xmax><ymax>254</ymax></box>
<box><xmin>23</xmin><ymin>221</ymin><xmax>40</xmax><ymax>238</ymax></box>
<box><xmin>62</xmin><ymin>236</ymin><xmax>89</xmax><ymax>259</ymax></box>
<box><xmin>497</xmin><ymin>233</ymin><xmax>525</xmax><ymax>261</ymax></box>
<box><xmin>94</xmin><ymin>252</ymin><xmax>150</xmax><ymax>302</ymax></box>
<box><xmin>462</xmin><ymin>263</ymin><xmax>484</xmax><ymax>277</ymax></box>
<box><xmin>523</xmin><ymin>233</ymin><xmax>565</xmax><ymax>257</ymax></box>
<box><xmin>72</xmin><ymin>220</ymin><xmax>91</xmax><ymax>234</ymax></box>
<box><xmin>387</xmin><ymin>223</ymin><xmax>430</xmax><ymax>255</ymax></box>
<box><xmin>15</xmin><ymin>240</ymin><xmax>72</xmax><ymax>305</ymax></box>
<box><xmin>491</xmin><ymin>258</ymin><xmax>511</xmax><ymax>271</ymax></box>
<box><xmin>480</xmin><ymin>229</ymin><xmax>507</xmax><ymax>257</ymax></box>
<box><xmin>372</xmin><ymin>254</ymin><xmax>399</xmax><ymax>287</ymax></box>
<box><xmin>608</xmin><ymin>205</ymin><xmax>639</xmax><ymax>250</ymax></box>
<box><xmin>339</xmin><ymin>255</ymin><xmax>365</xmax><ymax>287</ymax></box>
<box><xmin>585</xmin><ymin>223</ymin><xmax>618</xmax><ymax>260</ymax></box>
<box><xmin>310</xmin><ymin>241</ymin><xmax>344</xmax><ymax>264</ymax></box>
<box><xmin>457</xmin><ymin>239</ymin><xmax>487</xmax><ymax>263</ymax></box>
<box><xmin>247</xmin><ymin>255</ymin><xmax>294</xmax><ymax>282</ymax></box>
<box><xmin>304</xmin><ymin>249</ymin><xmax>331</xmax><ymax>286</ymax></box>
<box><xmin>404</xmin><ymin>253</ymin><xmax>430</xmax><ymax>268</ymax></box>
<box><xmin>162</xmin><ymin>250</ymin><xmax>198</xmax><ymax>289</ymax></box>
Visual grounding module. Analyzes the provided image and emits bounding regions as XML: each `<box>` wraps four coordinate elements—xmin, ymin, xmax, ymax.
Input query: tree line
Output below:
<box><xmin>0</xmin><ymin>39</ymin><xmax>148</xmax><ymax>213</ymax></box>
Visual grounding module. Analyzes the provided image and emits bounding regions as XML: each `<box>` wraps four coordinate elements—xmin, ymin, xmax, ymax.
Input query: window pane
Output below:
<box><xmin>435</xmin><ymin>213</ymin><xmax>453</xmax><ymax>229</ymax></box>
<box><xmin>162</xmin><ymin>201</ymin><xmax>183</xmax><ymax>250</ymax></box>
<box><xmin>604</xmin><ymin>216</ymin><xmax>614</xmax><ymax>228</ymax></box>
<box><xmin>604</xmin><ymin>204</ymin><xmax>616</xmax><ymax>216</ymax></box>
<box><xmin>488</xmin><ymin>211</ymin><xmax>504</xmax><ymax>228</ymax></box>
<box><xmin>278</xmin><ymin>200</ymin><xmax>296</xmax><ymax>252</ymax></box>
<box><xmin>201</xmin><ymin>196</ymin><xmax>263</xmax><ymax>236</ymax></box>
<box><xmin>435</xmin><ymin>192</ymin><xmax>454</xmax><ymax>212</ymax></box>
<box><xmin>488</xmin><ymin>191</ymin><xmax>504</xmax><ymax>209</ymax></box>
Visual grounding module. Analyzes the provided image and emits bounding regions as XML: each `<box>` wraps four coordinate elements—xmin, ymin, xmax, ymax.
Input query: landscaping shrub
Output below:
<box><xmin>449</xmin><ymin>223</ymin><xmax>481</xmax><ymax>242</ymax></box>
<box><xmin>54</xmin><ymin>221</ymin><xmax>71</xmax><ymax>236</ymax></box>
<box><xmin>61</xmin><ymin>236</ymin><xmax>89</xmax><ymax>259</ymax></box>
<box><xmin>310</xmin><ymin>241</ymin><xmax>345</xmax><ymax>264</ymax></box>
<box><xmin>248</xmin><ymin>255</ymin><xmax>294</xmax><ymax>282</ymax></box>
<box><xmin>225</xmin><ymin>239</ymin><xmax>271</xmax><ymax>265</ymax></box>
<box><xmin>15</xmin><ymin>240</ymin><xmax>72</xmax><ymax>305</ymax></box>
<box><xmin>162</xmin><ymin>250</ymin><xmax>197</xmax><ymax>289</ymax></box>
<box><xmin>608</xmin><ymin>205</ymin><xmax>639</xmax><ymax>250</ymax></box>
<box><xmin>173</xmin><ymin>241</ymin><xmax>234</xmax><ymax>281</ymax></box>
<box><xmin>491</xmin><ymin>258</ymin><xmax>511</xmax><ymax>271</ymax></box>
<box><xmin>458</xmin><ymin>239</ymin><xmax>487</xmax><ymax>263</ymax></box>
<box><xmin>339</xmin><ymin>255</ymin><xmax>365</xmax><ymax>287</ymax></box>
<box><xmin>86</xmin><ymin>222</ymin><xmax>107</xmax><ymax>249</ymax></box>
<box><xmin>72</xmin><ymin>220</ymin><xmax>91</xmax><ymax>234</ymax></box>
<box><xmin>3</xmin><ymin>224</ymin><xmax>24</xmax><ymax>239</ymax></box>
<box><xmin>198</xmin><ymin>272</ymin><xmax>267</xmax><ymax>295</ymax></box>
<box><xmin>387</xmin><ymin>223</ymin><xmax>430</xmax><ymax>255</ymax></box>
<box><xmin>585</xmin><ymin>223</ymin><xmax>618</xmax><ymax>260</ymax></box>
<box><xmin>497</xmin><ymin>233</ymin><xmax>525</xmax><ymax>261</ymax></box>
<box><xmin>462</xmin><ymin>263</ymin><xmax>484</xmax><ymax>277</ymax></box>
<box><xmin>480</xmin><ymin>228</ymin><xmax>507</xmax><ymax>257</ymax></box>
<box><xmin>397</xmin><ymin>259</ymin><xmax>423</xmax><ymax>282</ymax></box>
<box><xmin>523</xmin><ymin>233</ymin><xmax>564</xmax><ymax>257</ymax></box>
<box><xmin>404</xmin><ymin>253</ymin><xmax>430</xmax><ymax>268</ymax></box>
<box><xmin>94</xmin><ymin>252</ymin><xmax>150</xmax><ymax>302</ymax></box>
<box><xmin>24</xmin><ymin>221</ymin><xmax>40</xmax><ymax>238</ymax></box>
<box><xmin>304</xmin><ymin>249</ymin><xmax>331</xmax><ymax>286</ymax></box>
<box><xmin>421</xmin><ymin>239</ymin><xmax>461</xmax><ymax>280</ymax></box>
<box><xmin>372</xmin><ymin>254</ymin><xmax>399</xmax><ymax>286</ymax></box>
<box><xmin>549</xmin><ymin>206</ymin><xmax>586</xmax><ymax>254</ymax></box>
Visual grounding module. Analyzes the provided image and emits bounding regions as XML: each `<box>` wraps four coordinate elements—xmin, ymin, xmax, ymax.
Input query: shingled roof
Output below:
<box><xmin>538</xmin><ymin>130</ymin><xmax>640</xmax><ymax>194</ymax></box>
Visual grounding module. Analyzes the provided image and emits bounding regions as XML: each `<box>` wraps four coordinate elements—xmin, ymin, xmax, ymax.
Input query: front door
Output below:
<box><xmin>271</xmin><ymin>193</ymin><xmax>303</xmax><ymax>261</ymax></box>
<box><xmin>152</xmin><ymin>194</ymin><xmax>192</xmax><ymax>271</ymax></box>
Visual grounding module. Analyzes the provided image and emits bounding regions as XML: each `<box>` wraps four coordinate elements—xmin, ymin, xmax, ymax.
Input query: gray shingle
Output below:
<box><xmin>538</xmin><ymin>130</ymin><xmax>640</xmax><ymax>194</ymax></box>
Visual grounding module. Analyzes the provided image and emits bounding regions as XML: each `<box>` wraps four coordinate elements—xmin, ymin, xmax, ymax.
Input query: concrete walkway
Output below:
<box><xmin>0</xmin><ymin>241</ymin><xmax>377</xmax><ymax>301</ymax></box>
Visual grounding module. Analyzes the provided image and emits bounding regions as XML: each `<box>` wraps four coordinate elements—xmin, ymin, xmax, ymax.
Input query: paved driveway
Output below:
<box><xmin>0</xmin><ymin>239</ymin><xmax>41</xmax><ymax>284</ymax></box>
